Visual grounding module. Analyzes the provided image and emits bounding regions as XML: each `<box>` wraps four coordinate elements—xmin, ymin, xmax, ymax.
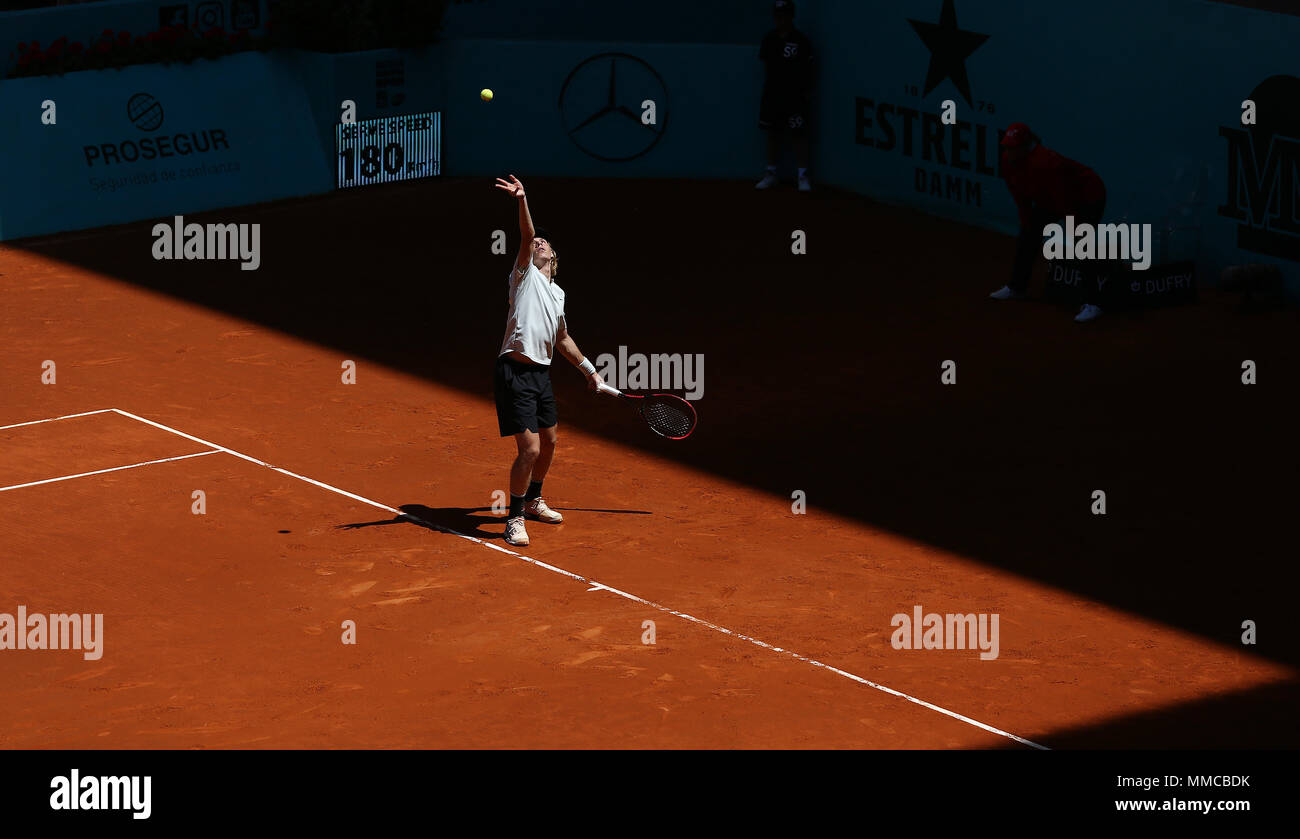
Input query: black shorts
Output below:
<box><xmin>494</xmin><ymin>355</ymin><xmax>557</xmax><ymax>437</ymax></box>
<box><xmin>759</xmin><ymin>93</ymin><xmax>810</xmax><ymax>134</ymax></box>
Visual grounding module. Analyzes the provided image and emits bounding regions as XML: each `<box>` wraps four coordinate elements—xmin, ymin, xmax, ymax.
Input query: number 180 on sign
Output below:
<box><xmin>336</xmin><ymin>112</ymin><xmax>441</xmax><ymax>189</ymax></box>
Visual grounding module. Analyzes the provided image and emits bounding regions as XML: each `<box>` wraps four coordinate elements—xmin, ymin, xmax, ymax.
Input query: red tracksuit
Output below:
<box><xmin>1003</xmin><ymin>145</ymin><xmax>1107</xmax><ymax>297</ymax></box>
<box><xmin>1003</xmin><ymin>145</ymin><xmax>1105</xmax><ymax>227</ymax></box>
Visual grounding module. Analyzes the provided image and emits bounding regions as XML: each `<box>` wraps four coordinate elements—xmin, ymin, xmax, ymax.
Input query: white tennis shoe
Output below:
<box><xmin>525</xmin><ymin>497</ymin><xmax>563</xmax><ymax>524</ymax></box>
<box><xmin>989</xmin><ymin>285</ymin><xmax>1026</xmax><ymax>300</ymax></box>
<box><xmin>755</xmin><ymin>172</ymin><xmax>779</xmax><ymax>190</ymax></box>
<box><xmin>504</xmin><ymin>515</ymin><xmax>529</xmax><ymax>546</ymax></box>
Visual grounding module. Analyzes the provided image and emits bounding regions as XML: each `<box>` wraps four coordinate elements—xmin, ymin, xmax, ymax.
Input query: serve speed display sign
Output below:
<box><xmin>336</xmin><ymin>112</ymin><xmax>441</xmax><ymax>188</ymax></box>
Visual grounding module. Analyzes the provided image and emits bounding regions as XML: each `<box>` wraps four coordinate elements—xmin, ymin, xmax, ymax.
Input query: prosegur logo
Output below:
<box><xmin>127</xmin><ymin>92</ymin><xmax>163</xmax><ymax>131</ymax></box>
<box><xmin>84</xmin><ymin>93</ymin><xmax>229</xmax><ymax>167</ymax></box>
<box><xmin>856</xmin><ymin>0</ymin><xmax>998</xmax><ymax>208</ymax></box>
<box><xmin>1219</xmin><ymin>75</ymin><xmax>1300</xmax><ymax>261</ymax></box>
<box><xmin>558</xmin><ymin>53</ymin><xmax>669</xmax><ymax>162</ymax></box>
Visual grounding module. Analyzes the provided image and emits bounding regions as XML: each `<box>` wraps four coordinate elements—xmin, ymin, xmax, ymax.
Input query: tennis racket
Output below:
<box><xmin>596</xmin><ymin>382</ymin><xmax>697</xmax><ymax>439</ymax></box>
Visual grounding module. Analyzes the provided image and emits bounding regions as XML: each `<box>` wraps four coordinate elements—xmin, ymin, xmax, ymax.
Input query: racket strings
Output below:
<box><xmin>641</xmin><ymin>397</ymin><xmax>695</xmax><ymax>438</ymax></box>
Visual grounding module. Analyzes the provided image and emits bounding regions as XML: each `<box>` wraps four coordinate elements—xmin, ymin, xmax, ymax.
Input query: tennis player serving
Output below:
<box><xmin>493</xmin><ymin>174</ymin><xmax>604</xmax><ymax>547</ymax></box>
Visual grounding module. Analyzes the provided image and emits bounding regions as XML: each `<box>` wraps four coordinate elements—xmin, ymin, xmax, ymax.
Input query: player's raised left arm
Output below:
<box><xmin>495</xmin><ymin>174</ymin><xmax>536</xmax><ymax>274</ymax></box>
<box><xmin>556</xmin><ymin>324</ymin><xmax>603</xmax><ymax>391</ymax></box>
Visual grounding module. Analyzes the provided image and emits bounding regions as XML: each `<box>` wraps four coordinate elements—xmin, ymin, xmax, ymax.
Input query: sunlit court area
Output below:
<box><xmin>1</xmin><ymin>0</ymin><xmax>1297</xmax><ymax>780</ymax></box>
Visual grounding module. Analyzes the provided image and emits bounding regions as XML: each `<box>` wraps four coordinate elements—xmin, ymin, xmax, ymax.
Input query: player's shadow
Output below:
<box><xmin>337</xmin><ymin>503</ymin><xmax>653</xmax><ymax>541</ymax></box>
<box><xmin>337</xmin><ymin>505</ymin><xmax>501</xmax><ymax>539</ymax></box>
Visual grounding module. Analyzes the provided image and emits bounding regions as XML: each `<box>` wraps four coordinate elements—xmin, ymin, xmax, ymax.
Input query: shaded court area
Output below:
<box><xmin>1</xmin><ymin>176</ymin><xmax>1296</xmax><ymax>747</ymax></box>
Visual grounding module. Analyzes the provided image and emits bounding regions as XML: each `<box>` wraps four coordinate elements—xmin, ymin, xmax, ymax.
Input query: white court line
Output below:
<box><xmin>0</xmin><ymin>409</ymin><xmax>116</xmax><ymax>431</ymax></box>
<box><xmin>108</xmin><ymin>407</ymin><xmax>1048</xmax><ymax>750</ymax></box>
<box><xmin>0</xmin><ymin>449</ymin><xmax>220</xmax><ymax>493</ymax></box>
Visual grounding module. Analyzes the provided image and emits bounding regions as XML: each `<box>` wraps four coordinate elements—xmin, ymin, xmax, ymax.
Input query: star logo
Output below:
<box><xmin>907</xmin><ymin>0</ymin><xmax>990</xmax><ymax>106</ymax></box>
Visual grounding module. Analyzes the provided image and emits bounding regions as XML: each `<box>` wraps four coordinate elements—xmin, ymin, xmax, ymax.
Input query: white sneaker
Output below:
<box><xmin>504</xmin><ymin>515</ymin><xmax>529</xmax><ymax>546</ymax></box>
<box><xmin>524</xmin><ymin>497</ymin><xmax>563</xmax><ymax>524</ymax></box>
<box><xmin>755</xmin><ymin>172</ymin><xmax>779</xmax><ymax>190</ymax></box>
<box><xmin>989</xmin><ymin>285</ymin><xmax>1025</xmax><ymax>300</ymax></box>
<box><xmin>797</xmin><ymin>175</ymin><xmax>812</xmax><ymax>192</ymax></box>
<box><xmin>1074</xmin><ymin>303</ymin><xmax>1103</xmax><ymax>323</ymax></box>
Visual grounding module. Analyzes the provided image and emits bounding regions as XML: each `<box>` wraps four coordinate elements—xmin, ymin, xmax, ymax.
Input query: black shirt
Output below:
<box><xmin>759</xmin><ymin>27</ymin><xmax>814</xmax><ymax>101</ymax></box>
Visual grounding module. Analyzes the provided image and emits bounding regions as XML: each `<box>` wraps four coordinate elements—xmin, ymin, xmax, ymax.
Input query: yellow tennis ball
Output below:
<box><xmin>480</xmin><ymin>88</ymin><xmax>493</xmax><ymax>102</ymax></box>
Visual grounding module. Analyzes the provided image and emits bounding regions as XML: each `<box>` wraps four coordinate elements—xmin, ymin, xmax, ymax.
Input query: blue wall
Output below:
<box><xmin>2</xmin><ymin>0</ymin><xmax>1297</xmax><ymax>297</ymax></box>
<box><xmin>440</xmin><ymin>0</ymin><xmax>766</xmax><ymax>44</ymax></box>
<box><xmin>0</xmin><ymin>38</ymin><xmax>764</xmax><ymax>240</ymax></box>
<box><xmin>805</xmin><ymin>0</ymin><xmax>1299</xmax><ymax>292</ymax></box>
<box><xmin>438</xmin><ymin>39</ymin><xmax>759</xmax><ymax>178</ymax></box>
<box><xmin>281</xmin><ymin>39</ymin><xmax>764</xmax><ymax>179</ymax></box>
<box><xmin>0</xmin><ymin>50</ymin><xmax>327</xmax><ymax>240</ymax></box>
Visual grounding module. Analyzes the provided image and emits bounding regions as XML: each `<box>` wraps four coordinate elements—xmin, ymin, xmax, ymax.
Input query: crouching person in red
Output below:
<box><xmin>990</xmin><ymin>122</ymin><xmax>1108</xmax><ymax>323</ymax></box>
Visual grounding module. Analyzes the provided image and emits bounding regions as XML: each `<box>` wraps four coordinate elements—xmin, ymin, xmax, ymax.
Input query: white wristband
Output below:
<box><xmin>578</xmin><ymin>358</ymin><xmax>596</xmax><ymax>377</ymax></box>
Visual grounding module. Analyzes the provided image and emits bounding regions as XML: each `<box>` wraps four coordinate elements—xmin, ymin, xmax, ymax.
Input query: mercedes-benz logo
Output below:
<box><xmin>558</xmin><ymin>53</ymin><xmax>669</xmax><ymax>162</ymax></box>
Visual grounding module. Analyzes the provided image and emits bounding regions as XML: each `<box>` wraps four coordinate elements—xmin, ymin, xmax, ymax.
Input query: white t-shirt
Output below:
<box><xmin>499</xmin><ymin>262</ymin><xmax>566</xmax><ymax>365</ymax></box>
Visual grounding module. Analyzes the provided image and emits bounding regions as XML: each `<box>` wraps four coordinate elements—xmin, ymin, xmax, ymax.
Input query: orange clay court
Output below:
<box><xmin>1</xmin><ymin>177</ymin><xmax>1296</xmax><ymax>748</ymax></box>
